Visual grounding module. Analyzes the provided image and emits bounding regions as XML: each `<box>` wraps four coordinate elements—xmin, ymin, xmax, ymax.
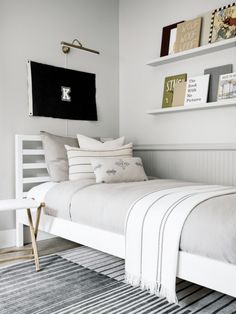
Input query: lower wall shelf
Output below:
<box><xmin>146</xmin><ymin>99</ymin><xmax>236</xmax><ymax>114</ymax></box>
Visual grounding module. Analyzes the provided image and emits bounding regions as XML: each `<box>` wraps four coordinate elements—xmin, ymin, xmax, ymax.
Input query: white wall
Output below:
<box><xmin>0</xmin><ymin>0</ymin><xmax>119</xmax><ymax>231</ymax></box>
<box><xmin>1</xmin><ymin>0</ymin><xmax>236</xmax><ymax>241</ymax></box>
<box><xmin>119</xmin><ymin>0</ymin><xmax>236</xmax><ymax>145</ymax></box>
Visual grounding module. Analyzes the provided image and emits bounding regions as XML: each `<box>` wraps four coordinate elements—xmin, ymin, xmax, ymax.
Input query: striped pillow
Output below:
<box><xmin>65</xmin><ymin>143</ymin><xmax>133</xmax><ymax>181</ymax></box>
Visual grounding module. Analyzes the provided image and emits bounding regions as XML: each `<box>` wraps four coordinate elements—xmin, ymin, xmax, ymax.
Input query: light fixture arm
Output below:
<box><xmin>61</xmin><ymin>39</ymin><xmax>100</xmax><ymax>55</ymax></box>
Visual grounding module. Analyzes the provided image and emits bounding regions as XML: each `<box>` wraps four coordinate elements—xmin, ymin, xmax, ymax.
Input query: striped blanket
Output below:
<box><xmin>125</xmin><ymin>185</ymin><xmax>236</xmax><ymax>304</ymax></box>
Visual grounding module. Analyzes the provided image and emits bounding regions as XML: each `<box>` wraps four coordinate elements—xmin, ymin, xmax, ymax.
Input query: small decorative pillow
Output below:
<box><xmin>90</xmin><ymin>157</ymin><xmax>148</xmax><ymax>183</ymax></box>
<box><xmin>40</xmin><ymin>131</ymin><xmax>79</xmax><ymax>182</ymax></box>
<box><xmin>77</xmin><ymin>134</ymin><xmax>125</xmax><ymax>150</ymax></box>
<box><xmin>65</xmin><ymin>143</ymin><xmax>133</xmax><ymax>181</ymax></box>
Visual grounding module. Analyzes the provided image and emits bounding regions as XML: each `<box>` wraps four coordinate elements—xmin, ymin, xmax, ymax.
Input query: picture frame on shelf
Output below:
<box><xmin>168</xmin><ymin>28</ymin><xmax>177</xmax><ymax>55</ymax></box>
<box><xmin>200</xmin><ymin>10</ymin><xmax>213</xmax><ymax>46</ymax></box>
<box><xmin>162</xmin><ymin>73</ymin><xmax>187</xmax><ymax>108</ymax></box>
<box><xmin>209</xmin><ymin>3</ymin><xmax>236</xmax><ymax>43</ymax></box>
<box><xmin>174</xmin><ymin>17</ymin><xmax>202</xmax><ymax>53</ymax></box>
<box><xmin>204</xmin><ymin>64</ymin><xmax>233</xmax><ymax>102</ymax></box>
<box><xmin>160</xmin><ymin>21</ymin><xmax>184</xmax><ymax>57</ymax></box>
<box><xmin>218</xmin><ymin>72</ymin><xmax>236</xmax><ymax>100</ymax></box>
<box><xmin>184</xmin><ymin>74</ymin><xmax>210</xmax><ymax>105</ymax></box>
<box><xmin>172</xmin><ymin>82</ymin><xmax>187</xmax><ymax>107</ymax></box>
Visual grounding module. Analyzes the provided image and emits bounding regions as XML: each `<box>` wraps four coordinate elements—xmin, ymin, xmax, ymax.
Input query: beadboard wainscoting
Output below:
<box><xmin>134</xmin><ymin>143</ymin><xmax>236</xmax><ymax>186</ymax></box>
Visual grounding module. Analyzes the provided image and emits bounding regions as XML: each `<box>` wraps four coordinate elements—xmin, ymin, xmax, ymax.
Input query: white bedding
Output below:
<box><xmin>125</xmin><ymin>185</ymin><xmax>236</xmax><ymax>303</ymax></box>
<box><xmin>27</xmin><ymin>182</ymin><xmax>58</xmax><ymax>203</ymax></box>
<box><xmin>28</xmin><ymin>179</ymin><xmax>236</xmax><ymax>264</ymax></box>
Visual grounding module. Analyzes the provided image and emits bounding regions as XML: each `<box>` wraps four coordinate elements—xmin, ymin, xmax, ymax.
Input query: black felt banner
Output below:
<box><xmin>28</xmin><ymin>61</ymin><xmax>97</xmax><ymax>121</ymax></box>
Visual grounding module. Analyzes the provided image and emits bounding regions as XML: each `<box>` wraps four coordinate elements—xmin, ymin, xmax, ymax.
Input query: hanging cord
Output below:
<box><xmin>64</xmin><ymin>53</ymin><xmax>68</xmax><ymax>68</ymax></box>
<box><xmin>64</xmin><ymin>54</ymin><xmax>69</xmax><ymax>136</ymax></box>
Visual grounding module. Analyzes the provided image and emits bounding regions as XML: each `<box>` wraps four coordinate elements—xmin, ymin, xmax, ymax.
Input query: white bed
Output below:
<box><xmin>15</xmin><ymin>135</ymin><xmax>236</xmax><ymax>300</ymax></box>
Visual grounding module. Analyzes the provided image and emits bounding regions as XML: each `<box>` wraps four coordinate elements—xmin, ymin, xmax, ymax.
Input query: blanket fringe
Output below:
<box><xmin>141</xmin><ymin>279</ymin><xmax>160</xmax><ymax>296</ymax></box>
<box><xmin>141</xmin><ymin>279</ymin><xmax>178</xmax><ymax>305</ymax></box>
<box><xmin>125</xmin><ymin>272</ymin><xmax>141</xmax><ymax>287</ymax></box>
<box><xmin>125</xmin><ymin>272</ymin><xmax>178</xmax><ymax>304</ymax></box>
<box><xmin>159</xmin><ymin>284</ymin><xmax>178</xmax><ymax>304</ymax></box>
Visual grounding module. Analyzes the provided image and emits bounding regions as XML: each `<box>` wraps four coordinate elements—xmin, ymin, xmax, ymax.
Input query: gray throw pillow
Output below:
<box><xmin>40</xmin><ymin>131</ymin><xmax>78</xmax><ymax>182</ymax></box>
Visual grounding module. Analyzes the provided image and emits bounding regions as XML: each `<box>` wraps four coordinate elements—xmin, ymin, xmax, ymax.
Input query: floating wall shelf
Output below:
<box><xmin>146</xmin><ymin>37</ymin><xmax>236</xmax><ymax>66</ymax></box>
<box><xmin>146</xmin><ymin>99</ymin><xmax>236</xmax><ymax>115</ymax></box>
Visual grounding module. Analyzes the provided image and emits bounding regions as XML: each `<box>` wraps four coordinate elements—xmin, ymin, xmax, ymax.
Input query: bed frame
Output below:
<box><xmin>15</xmin><ymin>134</ymin><xmax>236</xmax><ymax>298</ymax></box>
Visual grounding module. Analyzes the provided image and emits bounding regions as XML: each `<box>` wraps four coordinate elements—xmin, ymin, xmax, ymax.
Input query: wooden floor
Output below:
<box><xmin>0</xmin><ymin>237</ymin><xmax>79</xmax><ymax>267</ymax></box>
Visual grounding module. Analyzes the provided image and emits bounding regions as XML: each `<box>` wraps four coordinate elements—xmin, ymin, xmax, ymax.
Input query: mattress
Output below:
<box><xmin>28</xmin><ymin>179</ymin><xmax>236</xmax><ymax>264</ymax></box>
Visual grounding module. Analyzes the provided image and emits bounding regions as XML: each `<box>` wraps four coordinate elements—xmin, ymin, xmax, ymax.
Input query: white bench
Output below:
<box><xmin>0</xmin><ymin>199</ymin><xmax>45</xmax><ymax>271</ymax></box>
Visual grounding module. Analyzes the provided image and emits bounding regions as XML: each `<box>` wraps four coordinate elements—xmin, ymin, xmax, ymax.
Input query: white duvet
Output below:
<box><xmin>28</xmin><ymin>179</ymin><xmax>236</xmax><ymax>265</ymax></box>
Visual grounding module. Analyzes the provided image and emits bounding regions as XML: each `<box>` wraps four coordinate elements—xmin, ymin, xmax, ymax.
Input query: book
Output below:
<box><xmin>162</xmin><ymin>73</ymin><xmax>187</xmax><ymax>108</ymax></box>
<box><xmin>174</xmin><ymin>17</ymin><xmax>202</xmax><ymax>53</ymax></box>
<box><xmin>218</xmin><ymin>72</ymin><xmax>236</xmax><ymax>100</ymax></box>
<box><xmin>168</xmin><ymin>28</ymin><xmax>177</xmax><ymax>55</ymax></box>
<box><xmin>172</xmin><ymin>82</ymin><xmax>187</xmax><ymax>106</ymax></box>
<box><xmin>160</xmin><ymin>21</ymin><xmax>184</xmax><ymax>57</ymax></box>
<box><xmin>184</xmin><ymin>75</ymin><xmax>210</xmax><ymax>105</ymax></box>
<box><xmin>209</xmin><ymin>3</ymin><xmax>236</xmax><ymax>43</ymax></box>
<box><xmin>204</xmin><ymin>64</ymin><xmax>233</xmax><ymax>102</ymax></box>
<box><xmin>200</xmin><ymin>11</ymin><xmax>213</xmax><ymax>46</ymax></box>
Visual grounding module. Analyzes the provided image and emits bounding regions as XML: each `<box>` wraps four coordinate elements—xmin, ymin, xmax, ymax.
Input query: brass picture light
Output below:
<box><xmin>61</xmin><ymin>39</ymin><xmax>100</xmax><ymax>55</ymax></box>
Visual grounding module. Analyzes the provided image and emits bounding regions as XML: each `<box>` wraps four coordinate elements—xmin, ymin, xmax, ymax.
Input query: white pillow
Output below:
<box><xmin>77</xmin><ymin>134</ymin><xmax>125</xmax><ymax>150</ymax></box>
<box><xmin>65</xmin><ymin>143</ymin><xmax>133</xmax><ymax>181</ymax></box>
<box><xmin>90</xmin><ymin>157</ymin><xmax>148</xmax><ymax>183</ymax></box>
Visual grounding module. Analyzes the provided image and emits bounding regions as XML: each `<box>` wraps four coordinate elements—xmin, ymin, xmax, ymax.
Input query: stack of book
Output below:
<box><xmin>162</xmin><ymin>74</ymin><xmax>209</xmax><ymax>108</ymax></box>
<box><xmin>159</xmin><ymin>3</ymin><xmax>236</xmax><ymax>57</ymax></box>
<box><xmin>162</xmin><ymin>66</ymin><xmax>236</xmax><ymax>108</ymax></box>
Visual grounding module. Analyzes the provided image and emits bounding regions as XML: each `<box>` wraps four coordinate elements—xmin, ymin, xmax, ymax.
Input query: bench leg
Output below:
<box><xmin>34</xmin><ymin>206</ymin><xmax>42</xmax><ymax>239</ymax></box>
<box><xmin>26</xmin><ymin>208</ymin><xmax>40</xmax><ymax>271</ymax></box>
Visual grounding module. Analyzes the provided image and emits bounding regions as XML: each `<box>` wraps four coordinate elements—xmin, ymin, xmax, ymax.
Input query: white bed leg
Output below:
<box><xmin>16</xmin><ymin>209</ymin><xmax>25</xmax><ymax>247</ymax></box>
<box><xmin>16</xmin><ymin>222</ymin><xmax>24</xmax><ymax>247</ymax></box>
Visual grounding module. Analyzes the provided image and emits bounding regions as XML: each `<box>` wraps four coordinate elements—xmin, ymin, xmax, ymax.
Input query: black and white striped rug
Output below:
<box><xmin>0</xmin><ymin>246</ymin><xmax>235</xmax><ymax>313</ymax></box>
<box><xmin>58</xmin><ymin>246</ymin><xmax>236</xmax><ymax>314</ymax></box>
<box><xmin>0</xmin><ymin>253</ymin><xmax>185</xmax><ymax>314</ymax></box>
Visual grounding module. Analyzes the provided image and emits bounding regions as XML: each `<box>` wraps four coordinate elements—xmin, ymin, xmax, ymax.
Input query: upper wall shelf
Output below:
<box><xmin>146</xmin><ymin>99</ymin><xmax>236</xmax><ymax>115</ymax></box>
<box><xmin>146</xmin><ymin>37</ymin><xmax>236</xmax><ymax>66</ymax></box>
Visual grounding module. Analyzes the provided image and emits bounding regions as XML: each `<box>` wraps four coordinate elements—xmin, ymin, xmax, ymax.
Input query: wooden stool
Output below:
<box><xmin>0</xmin><ymin>199</ymin><xmax>44</xmax><ymax>271</ymax></box>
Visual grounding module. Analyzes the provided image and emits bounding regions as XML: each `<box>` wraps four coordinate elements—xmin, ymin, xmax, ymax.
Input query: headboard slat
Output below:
<box><xmin>23</xmin><ymin>149</ymin><xmax>45</xmax><ymax>155</ymax></box>
<box><xmin>15</xmin><ymin>135</ymin><xmax>49</xmax><ymax>198</ymax></box>
<box><xmin>22</xmin><ymin>177</ymin><xmax>50</xmax><ymax>184</ymax></box>
<box><xmin>23</xmin><ymin>163</ymin><xmax>47</xmax><ymax>170</ymax></box>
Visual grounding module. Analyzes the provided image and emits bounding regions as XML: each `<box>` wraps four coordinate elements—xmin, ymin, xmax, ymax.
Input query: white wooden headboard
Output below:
<box><xmin>15</xmin><ymin>135</ymin><xmax>236</xmax><ymax>199</ymax></box>
<box><xmin>15</xmin><ymin>135</ymin><xmax>49</xmax><ymax>198</ymax></box>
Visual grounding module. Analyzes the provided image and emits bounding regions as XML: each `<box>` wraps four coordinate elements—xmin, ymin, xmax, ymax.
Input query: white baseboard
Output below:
<box><xmin>0</xmin><ymin>229</ymin><xmax>16</xmax><ymax>249</ymax></box>
<box><xmin>0</xmin><ymin>228</ymin><xmax>55</xmax><ymax>249</ymax></box>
